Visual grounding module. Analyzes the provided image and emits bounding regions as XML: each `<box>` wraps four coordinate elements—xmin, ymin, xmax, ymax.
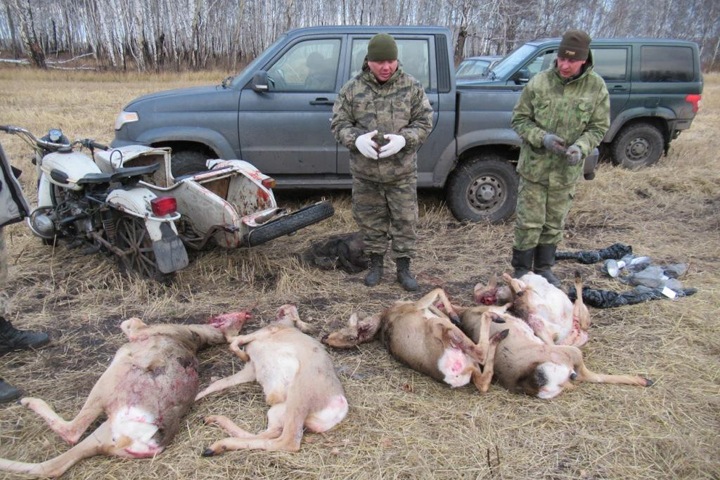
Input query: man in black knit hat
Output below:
<box><xmin>509</xmin><ymin>29</ymin><xmax>610</xmax><ymax>287</ymax></box>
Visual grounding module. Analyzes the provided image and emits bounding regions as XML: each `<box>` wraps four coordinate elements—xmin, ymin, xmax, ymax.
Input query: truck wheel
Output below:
<box><xmin>611</xmin><ymin>123</ymin><xmax>664</xmax><ymax>169</ymax></box>
<box><xmin>171</xmin><ymin>150</ymin><xmax>209</xmax><ymax>178</ymax></box>
<box><xmin>446</xmin><ymin>156</ymin><xmax>518</xmax><ymax>223</ymax></box>
<box><xmin>244</xmin><ymin>201</ymin><xmax>335</xmax><ymax>247</ymax></box>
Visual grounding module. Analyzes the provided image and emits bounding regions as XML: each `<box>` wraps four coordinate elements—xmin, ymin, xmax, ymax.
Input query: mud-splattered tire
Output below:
<box><xmin>244</xmin><ymin>201</ymin><xmax>335</xmax><ymax>247</ymax></box>
<box><xmin>610</xmin><ymin>123</ymin><xmax>664</xmax><ymax>169</ymax></box>
<box><xmin>171</xmin><ymin>150</ymin><xmax>210</xmax><ymax>178</ymax></box>
<box><xmin>446</xmin><ymin>156</ymin><xmax>518</xmax><ymax>223</ymax></box>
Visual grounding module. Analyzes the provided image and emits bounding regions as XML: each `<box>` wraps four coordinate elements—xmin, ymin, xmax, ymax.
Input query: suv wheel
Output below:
<box><xmin>171</xmin><ymin>150</ymin><xmax>210</xmax><ymax>178</ymax></box>
<box><xmin>611</xmin><ymin>123</ymin><xmax>664</xmax><ymax>169</ymax></box>
<box><xmin>446</xmin><ymin>156</ymin><xmax>518</xmax><ymax>223</ymax></box>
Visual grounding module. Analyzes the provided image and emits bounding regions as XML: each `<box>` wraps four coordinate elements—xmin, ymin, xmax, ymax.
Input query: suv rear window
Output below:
<box><xmin>640</xmin><ymin>46</ymin><xmax>694</xmax><ymax>82</ymax></box>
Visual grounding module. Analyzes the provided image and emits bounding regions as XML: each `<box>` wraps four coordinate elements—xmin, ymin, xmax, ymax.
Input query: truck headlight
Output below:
<box><xmin>114</xmin><ymin>111</ymin><xmax>139</xmax><ymax>130</ymax></box>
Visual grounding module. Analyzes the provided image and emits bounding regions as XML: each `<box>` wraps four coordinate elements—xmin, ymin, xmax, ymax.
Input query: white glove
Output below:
<box><xmin>378</xmin><ymin>134</ymin><xmax>406</xmax><ymax>158</ymax></box>
<box><xmin>355</xmin><ymin>130</ymin><xmax>378</xmax><ymax>159</ymax></box>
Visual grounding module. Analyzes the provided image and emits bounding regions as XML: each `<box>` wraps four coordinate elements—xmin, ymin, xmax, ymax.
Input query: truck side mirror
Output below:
<box><xmin>511</xmin><ymin>68</ymin><xmax>531</xmax><ymax>85</ymax></box>
<box><xmin>251</xmin><ymin>71</ymin><xmax>270</xmax><ymax>92</ymax></box>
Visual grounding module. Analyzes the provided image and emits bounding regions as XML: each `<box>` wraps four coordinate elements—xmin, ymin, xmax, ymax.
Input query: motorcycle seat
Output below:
<box><xmin>76</xmin><ymin>172</ymin><xmax>114</xmax><ymax>185</ymax></box>
<box><xmin>111</xmin><ymin>163</ymin><xmax>160</xmax><ymax>182</ymax></box>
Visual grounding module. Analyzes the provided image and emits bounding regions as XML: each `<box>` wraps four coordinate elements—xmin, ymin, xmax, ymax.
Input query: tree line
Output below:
<box><xmin>0</xmin><ymin>0</ymin><xmax>718</xmax><ymax>72</ymax></box>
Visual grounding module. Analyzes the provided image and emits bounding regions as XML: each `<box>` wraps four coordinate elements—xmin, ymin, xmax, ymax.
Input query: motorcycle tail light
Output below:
<box><xmin>261</xmin><ymin>177</ymin><xmax>276</xmax><ymax>189</ymax></box>
<box><xmin>151</xmin><ymin>196</ymin><xmax>177</xmax><ymax>216</ymax></box>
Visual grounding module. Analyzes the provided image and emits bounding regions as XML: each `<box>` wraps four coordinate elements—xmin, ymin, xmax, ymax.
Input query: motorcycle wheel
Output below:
<box><xmin>114</xmin><ymin>214</ymin><xmax>173</xmax><ymax>283</ymax></box>
<box><xmin>243</xmin><ymin>201</ymin><xmax>335</xmax><ymax>247</ymax></box>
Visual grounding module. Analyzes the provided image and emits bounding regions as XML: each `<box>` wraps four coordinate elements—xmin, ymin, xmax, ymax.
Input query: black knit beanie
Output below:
<box><xmin>558</xmin><ymin>30</ymin><xmax>591</xmax><ymax>61</ymax></box>
<box><xmin>367</xmin><ymin>33</ymin><xmax>398</xmax><ymax>62</ymax></box>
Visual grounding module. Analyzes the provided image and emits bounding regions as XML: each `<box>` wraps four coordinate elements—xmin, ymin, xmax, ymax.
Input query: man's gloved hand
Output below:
<box><xmin>378</xmin><ymin>134</ymin><xmax>406</xmax><ymax>158</ymax></box>
<box><xmin>566</xmin><ymin>144</ymin><xmax>582</xmax><ymax>166</ymax></box>
<box><xmin>542</xmin><ymin>133</ymin><xmax>566</xmax><ymax>155</ymax></box>
<box><xmin>355</xmin><ymin>130</ymin><xmax>379</xmax><ymax>159</ymax></box>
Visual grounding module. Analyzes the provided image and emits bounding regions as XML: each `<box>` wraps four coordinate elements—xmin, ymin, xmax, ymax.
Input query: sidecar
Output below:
<box><xmin>93</xmin><ymin>146</ymin><xmax>334</xmax><ymax>250</ymax></box>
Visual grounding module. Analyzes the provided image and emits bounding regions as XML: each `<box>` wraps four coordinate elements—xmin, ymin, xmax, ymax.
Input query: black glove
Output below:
<box><xmin>542</xmin><ymin>133</ymin><xmax>566</xmax><ymax>155</ymax></box>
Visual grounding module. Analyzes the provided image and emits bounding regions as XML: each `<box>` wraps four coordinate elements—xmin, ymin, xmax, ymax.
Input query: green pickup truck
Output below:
<box><xmin>112</xmin><ymin>26</ymin><xmax>703</xmax><ymax>223</ymax></box>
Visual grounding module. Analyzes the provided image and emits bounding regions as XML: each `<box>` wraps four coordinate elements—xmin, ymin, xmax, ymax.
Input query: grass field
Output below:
<box><xmin>0</xmin><ymin>67</ymin><xmax>718</xmax><ymax>480</ymax></box>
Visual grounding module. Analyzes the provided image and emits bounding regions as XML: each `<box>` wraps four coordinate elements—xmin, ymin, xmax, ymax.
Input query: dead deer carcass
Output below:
<box><xmin>197</xmin><ymin>304</ymin><xmax>348</xmax><ymax>455</ymax></box>
<box><xmin>476</xmin><ymin>272</ymin><xmax>590</xmax><ymax>347</ymax></box>
<box><xmin>459</xmin><ymin>308</ymin><xmax>652</xmax><ymax>399</ymax></box>
<box><xmin>322</xmin><ymin>288</ymin><xmax>508</xmax><ymax>393</ymax></box>
<box><xmin>0</xmin><ymin>312</ymin><xmax>249</xmax><ymax>478</ymax></box>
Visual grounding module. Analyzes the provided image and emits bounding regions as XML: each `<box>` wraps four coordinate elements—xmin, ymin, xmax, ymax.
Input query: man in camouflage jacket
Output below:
<box><xmin>510</xmin><ymin>29</ymin><xmax>610</xmax><ymax>287</ymax></box>
<box><xmin>331</xmin><ymin>33</ymin><xmax>433</xmax><ymax>291</ymax></box>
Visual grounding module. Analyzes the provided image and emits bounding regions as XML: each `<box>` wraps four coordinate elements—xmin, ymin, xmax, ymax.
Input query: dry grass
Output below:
<box><xmin>0</xmin><ymin>67</ymin><xmax>718</xmax><ymax>480</ymax></box>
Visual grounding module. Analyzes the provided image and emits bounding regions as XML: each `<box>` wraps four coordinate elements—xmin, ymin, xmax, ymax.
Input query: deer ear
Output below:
<box><xmin>356</xmin><ymin>313</ymin><xmax>382</xmax><ymax>343</ymax></box>
<box><xmin>348</xmin><ymin>313</ymin><xmax>359</xmax><ymax>329</ymax></box>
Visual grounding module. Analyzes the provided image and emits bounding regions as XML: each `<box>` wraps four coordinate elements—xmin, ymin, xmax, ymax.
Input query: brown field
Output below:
<box><xmin>0</xmin><ymin>67</ymin><xmax>718</xmax><ymax>480</ymax></box>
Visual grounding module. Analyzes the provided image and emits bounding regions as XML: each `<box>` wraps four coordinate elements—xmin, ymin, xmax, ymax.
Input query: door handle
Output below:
<box><xmin>310</xmin><ymin>98</ymin><xmax>334</xmax><ymax>106</ymax></box>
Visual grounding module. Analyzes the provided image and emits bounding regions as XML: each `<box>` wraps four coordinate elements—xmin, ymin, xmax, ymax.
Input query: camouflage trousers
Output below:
<box><xmin>352</xmin><ymin>176</ymin><xmax>418</xmax><ymax>259</ymax></box>
<box><xmin>0</xmin><ymin>228</ymin><xmax>8</xmax><ymax>316</ymax></box>
<box><xmin>513</xmin><ymin>176</ymin><xmax>576</xmax><ymax>251</ymax></box>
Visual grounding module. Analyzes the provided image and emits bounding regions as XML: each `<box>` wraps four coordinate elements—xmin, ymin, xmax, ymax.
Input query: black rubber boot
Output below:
<box><xmin>0</xmin><ymin>317</ymin><xmax>50</xmax><ymax>356</ymax></box>
<box><xmin>534</xmin><ymin>244</ymin><xmax>562</xmax><ymax>287</ymax></box>
<box><xmin>364</xmin><ymin>254</ymin><xmax>384</xmax><ymax>287</ymax></box>
<box><xmin>396</xmin><ymin>257</ymin><xmax>419</xmax><ymax>292</ymax></box>
<box><xmin>0</xmin><ymin>378</ymin><xmax>21</xmax><ymax>403</ymax></box>
<box><xmin>511</xmin><ymin>248</ymin><xmax>535</xmax><ymax>278</ymax></box>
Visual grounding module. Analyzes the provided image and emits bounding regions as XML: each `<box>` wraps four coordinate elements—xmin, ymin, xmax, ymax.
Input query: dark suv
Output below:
<box><xmin>466</xmin><ymin>38</ymin><xmax>704</xmax><ymax>168</ymax></box>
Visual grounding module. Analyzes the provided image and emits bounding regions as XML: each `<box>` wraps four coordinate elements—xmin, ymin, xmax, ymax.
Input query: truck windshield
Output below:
<box><xmin>489</xmin><ymin>44</ymin><xmax>537</xmax><ymax>80</ymax></box>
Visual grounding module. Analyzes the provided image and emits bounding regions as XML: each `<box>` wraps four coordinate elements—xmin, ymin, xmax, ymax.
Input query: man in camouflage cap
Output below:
<box><xmin>331</xmin><ymin>33</ymin><xmax>433</xmax><ymax>291</ymax></box>
<box><xmin>510</xmin><ymin>29</ymin><xmax>610</xmax><ymax>287</ymax></box>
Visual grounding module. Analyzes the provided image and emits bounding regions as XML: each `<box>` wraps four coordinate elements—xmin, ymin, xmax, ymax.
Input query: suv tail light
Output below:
<box><xmin>685</xmin><ymin>94</ymin><xmax>701</xmax><ymax>113</ymax></box>
<box><xmin>151</xmin><ymin>196</ymin><xmax>178</xmax><ymax>216</ymax></box>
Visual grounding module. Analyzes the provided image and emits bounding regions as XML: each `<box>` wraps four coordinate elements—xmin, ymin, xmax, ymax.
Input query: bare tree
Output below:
<box><xmin>0</xmin><ymin>0</ymin><xmax>717</xmax><ymax>71</ymax></box>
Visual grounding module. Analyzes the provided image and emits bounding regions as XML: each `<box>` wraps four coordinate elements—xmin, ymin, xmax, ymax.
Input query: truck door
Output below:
<box><xmin>592</xmin><ymin>46</ymin><xmax>631</xmax><ymax>120</ymax></box>
<box><xmin>237</xmin><ymin>38</ymin><xmax>341</xmax><ymax>175</ymax></box>
<box><xmin>337</xmin><ymin>36</ymin><xmax>441</xmax><ymax>176</ymax></box>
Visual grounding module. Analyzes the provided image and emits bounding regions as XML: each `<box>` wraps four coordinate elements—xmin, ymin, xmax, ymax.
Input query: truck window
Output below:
<box><xmin>592</xmin><ymin>48</ymin><xmax>628</xmax><ymax>81</ymax></box>
<box><xmin>522</xmin><ymin>50</ymin><xmax>557</xmax><ymax>81</ymax></box>
<box><xmin>640</xmin><ymin>46</ymin><xmax>694</xmax><ymax>82</ymax></box>
<box><xmin>349</xmin><ymin>38</ymin><xmax>431</xmax><ymax>90</ymax></box>
<box><xmin>267</xmin><ymin>39</ymin><xmax>341</xmax><ymax>92</ymax></box>
<box><xmin>399</xmin><ymin>39</ymin><xmax>430</xmax><ymax>89</ymax></box>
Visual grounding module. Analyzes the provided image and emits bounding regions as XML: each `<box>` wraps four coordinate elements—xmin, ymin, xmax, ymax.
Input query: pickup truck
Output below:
<box><xmin>112</xmin><ymin>26</ymin><xmax>703</xmax><ymax>223</ymax></box>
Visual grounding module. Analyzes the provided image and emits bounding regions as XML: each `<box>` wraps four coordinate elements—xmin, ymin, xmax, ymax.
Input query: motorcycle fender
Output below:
<box><xmin>106</xmin><ymin>188</ymin><xmax>160</xmax><ymax>221</ymax></box>
<box><xmin>151</xmin><ymin>222</ymin><xmax>190</xmax><ymax>273</ymax></box>
<box><xmin>37</xmin><ymin>173</ymin><xmax>53</xmax><ymax>207</ymax></box>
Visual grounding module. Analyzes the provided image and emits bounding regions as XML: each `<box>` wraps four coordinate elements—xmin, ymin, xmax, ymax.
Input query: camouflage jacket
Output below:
<box><xmin>512</xmin><ymin>54</ymin><xmax>610</xmax><ymax>187</ymax></box>
<box><xmin>331</xmin><ymin>64</ymin><xmax>433</xmax><ymax>183</ymax></box>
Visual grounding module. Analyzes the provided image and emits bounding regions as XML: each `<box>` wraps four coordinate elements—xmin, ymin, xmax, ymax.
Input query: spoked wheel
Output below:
<box><xmin>114</xmin><ymin>214</ymin><xmax>173</xmax><ymax>282</ymax></box>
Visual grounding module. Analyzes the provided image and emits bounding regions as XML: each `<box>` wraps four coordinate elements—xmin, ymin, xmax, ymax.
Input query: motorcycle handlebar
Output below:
<box><xmin>0</xmin><ymin>125</ymin><xmax>108</xmax><ymax>153</ymax></box>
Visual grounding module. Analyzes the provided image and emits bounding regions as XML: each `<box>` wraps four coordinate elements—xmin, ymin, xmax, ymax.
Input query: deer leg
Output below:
<box><xmin>195</xmin><ymin>363</ymin><xmax>257</xmax><ymax>401</ymax></box>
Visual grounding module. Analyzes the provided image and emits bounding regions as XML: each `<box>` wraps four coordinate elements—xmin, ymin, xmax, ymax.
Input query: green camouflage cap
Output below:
<box><xmin>367</xmin><ymin>33</ymin><xmax>398</xmax><ymax>61</ymax></box>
